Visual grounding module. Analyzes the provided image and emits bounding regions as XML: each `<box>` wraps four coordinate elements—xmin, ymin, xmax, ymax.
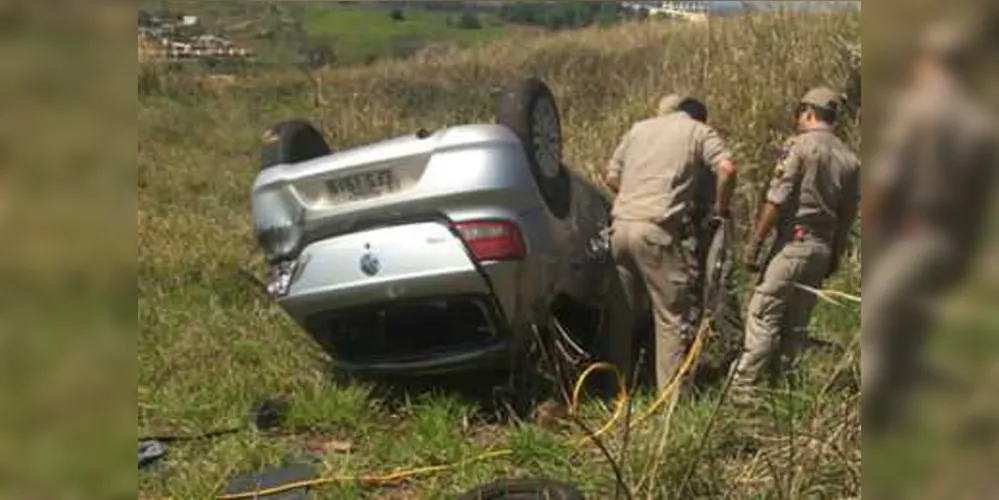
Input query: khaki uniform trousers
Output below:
<box><xmin>861</xmin><ymin>230</ymin><xmax>958</xmax><ymax>427</ymax></box>
<box><xmin>610</xmin><ymin>220</ymin><xmax>696</xmax><ymax>392</ymax></box>
<box><xmin>731</xmin><ymin>238</ymin><xmax>831</xmax><ymax>390</ymax></box>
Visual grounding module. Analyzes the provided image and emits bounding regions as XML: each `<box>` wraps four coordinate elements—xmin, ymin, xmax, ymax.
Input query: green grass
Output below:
<box><xmin>140</xmin><ymin>1</ymin><xmax>518</xmax><ymax>67</ymax></box>
<box><xmin>137</xmin><ymin>9</ymin><xmax>876</xmax><ymax>499</ymax></box>
<box><xmin>302</xmin><ymin>5</ymin><xmax>509</xmax><ymax>64</ymax></box>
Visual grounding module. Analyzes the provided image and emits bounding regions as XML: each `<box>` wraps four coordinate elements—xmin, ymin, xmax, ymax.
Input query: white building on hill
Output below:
<box><xmin>621</xmin><ymin>1</ymin><xmax>710</xmax><ymax>22</ymax></box>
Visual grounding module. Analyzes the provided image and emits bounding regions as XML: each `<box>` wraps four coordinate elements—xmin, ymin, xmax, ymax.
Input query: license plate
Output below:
<box><xmin>325</xmin><ymin>170</ymin><xmax>397</xmax><ymax>202</ymax></box>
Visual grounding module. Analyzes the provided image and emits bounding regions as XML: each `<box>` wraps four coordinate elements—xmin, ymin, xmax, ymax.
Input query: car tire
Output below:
<box><xmin>260</xmin><ymin>120</ymin><xmax>331</xmax><ymax>171</ymax></box>
<box><xmin>455</xmin><ymin>478</ymin><xmax>585</xmax><ymax>500</ymax></box>
<box><xmin>497</xmin><ymin>77</ymin><xmax>571</xmax><ymax>219</ymax></box>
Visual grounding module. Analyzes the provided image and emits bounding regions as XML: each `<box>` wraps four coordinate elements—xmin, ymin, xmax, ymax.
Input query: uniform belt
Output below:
<box><xmin>789</xmin><ymin>224</ymin><xmax>833</xmax><ymax>245</ymax></box>
<box><xmin>613</xmin><ymin>216</ymin><xmax>688</xmax><ymax>234</ymax></box>
<box><xmin>792</xmin><ymin>224</ymin><xmax>809</xmax><ymax>242</ymax></box>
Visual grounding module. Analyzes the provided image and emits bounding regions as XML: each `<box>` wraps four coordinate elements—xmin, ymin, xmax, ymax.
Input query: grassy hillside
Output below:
<box><xmin>302</xmin><ymin>4</ymin><xmax>509</xmax><ymax>64</ymax></box>
<box><xmin>139</xmin><ymin>9</ymin><xmax>862</xmax><ymax>499</ymax></box>
<box><xmin>139</xmin><ymin>1</ymin><xmax>531</xmax><ymax>67</ymax></box>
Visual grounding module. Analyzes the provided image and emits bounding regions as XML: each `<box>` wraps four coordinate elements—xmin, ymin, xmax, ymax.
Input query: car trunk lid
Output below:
<box><xmin>279</xmin><ymin>221</ymin><xmax>495</xmax><ymax>316</ymax></box>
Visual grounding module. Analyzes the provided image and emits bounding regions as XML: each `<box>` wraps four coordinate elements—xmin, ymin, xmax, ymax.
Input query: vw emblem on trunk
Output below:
<box><xmin>359</xmin><ymin>252</ymin><xmax>381</xmax><ymax>276</ymax></box>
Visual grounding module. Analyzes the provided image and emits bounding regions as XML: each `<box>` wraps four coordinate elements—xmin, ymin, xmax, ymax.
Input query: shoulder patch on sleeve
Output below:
<box><xmin>772</xmin><ymin>136</ymin><xmax>804</xmax><ymax>179</ymax></box>
<box><xmin>776</xmin><ymin>136</ymin><xmax>799</xmax><ymax>159</ymax></box>
<box><xmin>771</xmin><ymin>138</ymin><xmax>793</xmax><ymax>176</ymax></box>
<box><xmin>773</xmin><ymin>162</ymin><xmax>786</xmax><ymax>179</ymax></box>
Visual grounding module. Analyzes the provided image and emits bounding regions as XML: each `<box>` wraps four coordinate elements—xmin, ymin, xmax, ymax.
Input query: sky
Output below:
<box><xmin>620</xmin><ymin>2</ymin><xmax>859</xmax><ymax>12</ymax></box>
<box><xmin>710</xmin><ymin>1</ymin><xmax>860</xmax><ymax>11</ymax></box>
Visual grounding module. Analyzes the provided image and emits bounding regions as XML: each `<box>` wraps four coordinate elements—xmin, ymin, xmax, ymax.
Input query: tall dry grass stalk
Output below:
<box><xmin>138</xmin><ymin>37</ymin><xmax>162</xmax><ymax>95</ymax></box>
<box><xmin>138</xmin><ymin>35</ymin><xmax>148</xmax><ymax>64</ymax></box>
<box><xmin>138</xmin><ymin>63</ymin><xmax>159</xmax><ymax>96</ymax></box>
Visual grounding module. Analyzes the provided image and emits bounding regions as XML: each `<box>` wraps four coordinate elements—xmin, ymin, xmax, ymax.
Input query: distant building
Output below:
<box><xmin>139</xmin><ymin>27</ymin><xmax>253</xmax><ymax>61</ymax></box>
<box><xmin>621</xmin><ymin>1</ymin><xmax>710</xmax><ymax>22</ymax></box>
<box><xmin>138</xmin><ymin>11</ymin><xmax>255</xmax><ymax>62</ymax></box>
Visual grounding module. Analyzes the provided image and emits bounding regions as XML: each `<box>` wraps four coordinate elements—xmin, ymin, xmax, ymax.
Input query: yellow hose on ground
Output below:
<box><xmin>568</xmin><ymin>318</ymin><xmax>708</xmax><ymax>446</ymax></box>
<box><xmin>216</xmin><ymin>450</ymin><xmax>514</xmax><ymax>500</ymax></box>
<box><xmin>216</xmin><ymin>318</ymin><xmax>712</xmax><ymax>499</ymax></box>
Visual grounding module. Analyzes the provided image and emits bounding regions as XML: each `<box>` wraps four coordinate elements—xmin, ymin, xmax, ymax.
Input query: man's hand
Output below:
<box><xmin>744</xmin><ymin>202</ymin><xmax>780</xmax><ymax>274</ymax></box>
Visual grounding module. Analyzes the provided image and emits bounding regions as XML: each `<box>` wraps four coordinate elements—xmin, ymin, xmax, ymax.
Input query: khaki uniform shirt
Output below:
<box><xmin>608</xmin><ymin>112</ymin><xmax>731</xmax><ymax>227</ymax></box>
<box><xmin>870</xmin><ymin>81</ymin><xmax>997</xmax><ymax>253</ymax></box>
<box><xmin>768</xmin><ymin>124</ymin><xmax>860</xmax><ymax>245</ymax></box>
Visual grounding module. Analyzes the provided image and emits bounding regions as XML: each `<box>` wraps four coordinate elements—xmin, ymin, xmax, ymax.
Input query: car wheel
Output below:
<box><xmin>497</xmin><ymin>77</ymin><xmax>571</xmax><ymax>219</ymax></box>
<box><xmin>455</xmin><ymin>478</ymin><xmax>585</xmax><ymax>500</ymax></box>
<box><xmin>259</xmin><ymin>120</ymin><xmax>331</xmax><ymax>171</ymax></box>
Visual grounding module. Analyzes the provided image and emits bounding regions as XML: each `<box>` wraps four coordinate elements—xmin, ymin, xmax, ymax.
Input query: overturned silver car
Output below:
<box><xmin>251</xmin><ymin>77</ymin><xmax>620</xmax><ymax>377</ymax></box>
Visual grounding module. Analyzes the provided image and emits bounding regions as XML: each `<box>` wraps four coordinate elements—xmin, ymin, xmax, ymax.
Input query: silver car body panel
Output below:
<box><xmin>280</xmin><ymin>221</ymin><xmax>491</xmax><ymax>318</ymax></box>
<box><xmin>251</xmin><ymin>124</ymin><xmax>613</xmax><ymax>373</ymax></box>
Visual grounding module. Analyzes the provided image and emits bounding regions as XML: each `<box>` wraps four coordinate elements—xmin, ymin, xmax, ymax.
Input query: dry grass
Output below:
<box><xmin>138</xmin><ymin>36</ymin><xmax>149</xmax><ymax>63</ymax></box>
<box><xmin>139</xmin><ymin>9</ymin><xmax>861</xmax><ymax>499</ymax></box>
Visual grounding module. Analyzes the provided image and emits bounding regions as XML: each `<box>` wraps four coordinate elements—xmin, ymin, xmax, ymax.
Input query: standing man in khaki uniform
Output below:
<box><xmin>605</xmin><ymin>96</ymin><xmax>739</xmax><ymax>392</ymax></box>
<box><xmin>863</xmin><ymin>24</ymin><xmax>997</xmax><ymax>431</ymax></box>
<box><xmin>730</xmin><ymin>87</ymin><xmax>860</xmax><ymax>395</ymax></box>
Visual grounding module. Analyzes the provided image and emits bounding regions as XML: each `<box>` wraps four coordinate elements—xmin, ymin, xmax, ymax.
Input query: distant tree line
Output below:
<box><xmin>498</xmin><ymin>1</ymin><xmax>624</xmax><ymax>30</ymax></box>
<box><xmin>451</xmin><ymin>12</ymin><xmax>484</xmax><ymax>30</ymax></box>
<box><xmin>360</xmin><ymin>1</ymin><xmax>628</xmax><ymax>30</ymax></box>
<box><xmin>375</xmin><ymin>1</ymin><xmax>486</xmax><ymax>13</ymax></box>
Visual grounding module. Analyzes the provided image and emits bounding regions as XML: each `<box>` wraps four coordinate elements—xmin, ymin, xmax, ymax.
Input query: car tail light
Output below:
<box><xmin>454</xmin><ymin>220</ymin><xmax>526</xmax><ymax>262</ymax></box>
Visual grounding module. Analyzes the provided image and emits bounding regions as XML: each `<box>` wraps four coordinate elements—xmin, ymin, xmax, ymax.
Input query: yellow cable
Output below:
<box><xmin>216</xmin><ymin>450</ymin><xmax>514</xmax><ymax>499</ymax></box>
<box><xmin>633</xmin><ymin>320</ymin><xmax>707</xmax><ymax>426</ymax></box>
<box><xmin>216</xmin><ymin>318</ymin><xmax>712</xmax><ymax>499</ymax></box>
<box><xmin>567</xmin><ymin>318</ymin><xmax>709</xmax><ymax>446</ymax></box>
<box><xmin>794</xmin><ymin>283</ymin><xmax>861</xmax><ymax>305</ymax></box>
<box><xmin>568</xmin><ymin>362</ymin><xmax>628</xmax><ymax>444</ymax></box>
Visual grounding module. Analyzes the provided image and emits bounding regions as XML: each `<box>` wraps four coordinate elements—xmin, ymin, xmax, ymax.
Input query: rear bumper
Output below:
<box><xmin>280</xmin><ymin>267</ymin><xmax>492</xmax><ymax>323</ymax></box>
<box><xmin>332</xmin><ymin>339</ymin><xmax>512</xmax><ymax>377</ymax></box>
<box><xmin>300</xmin><ymin>293</ymin><xmax>518</xmax><ymax>376</ymax></box>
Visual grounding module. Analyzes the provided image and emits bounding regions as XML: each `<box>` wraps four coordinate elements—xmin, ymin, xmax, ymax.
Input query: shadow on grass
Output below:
<box><xmin>330</xmin><ymin>367</ymin><xmax>529</xmax><ymax>424</ymax></box>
